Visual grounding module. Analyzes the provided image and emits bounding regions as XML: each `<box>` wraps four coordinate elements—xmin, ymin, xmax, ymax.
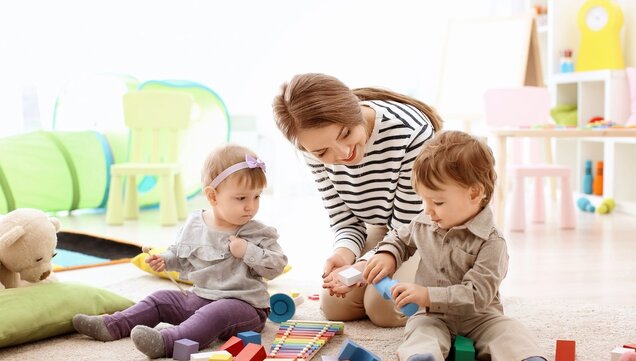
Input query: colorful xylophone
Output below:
<box><xmin>265</xmin><ymin>320</ymin><xmax>345</xmax><ymax>360</ymax></box>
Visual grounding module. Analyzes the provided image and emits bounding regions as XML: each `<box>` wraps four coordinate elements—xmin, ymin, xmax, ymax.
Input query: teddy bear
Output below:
<box><xmin>0</xmin><ymin>208</ymin><xmax>60</xmax><ymax>289</ymax></box>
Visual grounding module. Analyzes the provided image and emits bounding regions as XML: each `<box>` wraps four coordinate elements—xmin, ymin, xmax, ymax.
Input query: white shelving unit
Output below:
<box><xmin>538</xmin><ymin>0</ymin><xmax>636</xmax><ymax>215</ymax></box>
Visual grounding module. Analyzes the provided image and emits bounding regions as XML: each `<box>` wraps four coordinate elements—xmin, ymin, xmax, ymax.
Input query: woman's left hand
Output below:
<box><xmin>322</xmin><ymin>261</ymin><xmax>367</xmax><ymax>298</ymax></box>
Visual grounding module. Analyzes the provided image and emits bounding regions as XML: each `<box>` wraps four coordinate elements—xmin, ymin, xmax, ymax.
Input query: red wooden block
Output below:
<box><xmin>234</xmin><ymin>343</ymin><xmax>266</xmax><ymax>361</ymax></box>
<box><xmin>555</xmin><ymin>339</ymin><xmax>575</xmax><ymax>361</ymax></box>
<box><xmin>220</xmin><ymin>336</ymin><xmax>244</xmax><ymax>356</ymax></box>
<box><xmin>625</xmin><ymin>344</ymin><xmax>636</xmax><ymax>350</ymax></box>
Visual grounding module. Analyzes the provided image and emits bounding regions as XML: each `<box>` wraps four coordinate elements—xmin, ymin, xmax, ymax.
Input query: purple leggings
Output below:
<box><xmin>103</xmin><ymin>290</ymin><xmax>269</xmax><ymax>357</ymax></box>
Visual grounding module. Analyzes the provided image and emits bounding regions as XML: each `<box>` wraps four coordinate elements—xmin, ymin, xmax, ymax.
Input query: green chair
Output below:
<box><xmin>106</xmin><ymin>91</ymin><xmax>193</xmax><ymax>226</ymax></box>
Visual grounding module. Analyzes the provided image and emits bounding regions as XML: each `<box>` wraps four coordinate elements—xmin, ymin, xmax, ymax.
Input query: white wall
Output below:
<box><xmin>0</xmin><ymin>0</ymin><xmax>492</xmax><ymax>132</ymax></box>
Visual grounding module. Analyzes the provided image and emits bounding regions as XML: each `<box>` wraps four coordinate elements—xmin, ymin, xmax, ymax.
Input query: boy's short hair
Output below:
<box><xmin>201</xmin><ymin>144</ymin><xmax>267</xmax><ymax>190</ymax></box>
<box><xmin>412</xmin><ymin>130</ymin><xmax>496</xmax><ymax>206</ymax></box>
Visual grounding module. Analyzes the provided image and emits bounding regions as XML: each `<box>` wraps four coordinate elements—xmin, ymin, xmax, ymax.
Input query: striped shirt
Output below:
<box><xmin>304</xmin><ymin>100</ymin><xmax>436</xmax><ymax>257</ymax></box>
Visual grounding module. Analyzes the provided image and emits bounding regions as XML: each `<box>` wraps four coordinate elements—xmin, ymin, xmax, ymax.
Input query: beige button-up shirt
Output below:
<box><xmin>375</xmin><ymin>206</ymin><xmax>508</xmax><ymax>316</ymax></box>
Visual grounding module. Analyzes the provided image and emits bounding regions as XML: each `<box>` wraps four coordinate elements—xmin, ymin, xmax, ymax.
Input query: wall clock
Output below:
<box><xmin>575</xmin><ymin>0</ymin><xmax>625</xmax><ymax>71</ymax></box>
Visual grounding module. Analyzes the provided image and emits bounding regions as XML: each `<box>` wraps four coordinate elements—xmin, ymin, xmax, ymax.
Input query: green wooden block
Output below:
<box><xmin>453</xmin><ymin>335</ymin><xmax>475</xmax><ymax>361</ymax></box>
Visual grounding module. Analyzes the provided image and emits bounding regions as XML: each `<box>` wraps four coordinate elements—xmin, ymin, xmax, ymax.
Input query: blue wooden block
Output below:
<box><xmin>372</xmin><ymin>276</ymin><xmax>419</xmax><ymax>316</ymax></box>
<box><xmin>336</xmin><ymin>338</ymin><xmax>381</xmax><ymax>361</ymax></box>
<box><xmin>237</xmin><ymin>330</ymin><xmax>261</xmax><ymax>345</ymax></box>
<box><xmin>173</xmin><ymin>338</ymin><xmax>199</xmax><ymax>361</ymax></box>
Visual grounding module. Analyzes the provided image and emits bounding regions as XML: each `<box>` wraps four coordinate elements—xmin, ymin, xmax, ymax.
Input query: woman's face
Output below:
<box><xmin>296</xmin><ymin>122</ymin><xmax>370</xmax><ymax>165</ymax></box>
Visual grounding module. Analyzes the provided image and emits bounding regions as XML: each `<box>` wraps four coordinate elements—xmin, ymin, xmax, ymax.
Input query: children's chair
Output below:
<box><xmin>484</xmin><ymin>87</ymin><xmax>575</xmax><ymax>231</ymax></box>
<box><xmin>106</xmin><ymin>91</ymin><xmax>193</xmax><ymax>226</ymax></box>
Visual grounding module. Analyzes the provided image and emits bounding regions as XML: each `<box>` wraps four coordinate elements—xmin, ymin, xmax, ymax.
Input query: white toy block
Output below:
<box><xmin>612</xmin><ymin>347</ymin><xmax>636</xmax><ymax>361</ymax></box>
<box><xmin>190</xmin><ymin>350</ymin><xmax>232</xmax><ymax>361</ymax></box>
<box><xmin>337</xmin><ymin>267</ymin><xmax>362</xmax><ymax>286</ymax></box>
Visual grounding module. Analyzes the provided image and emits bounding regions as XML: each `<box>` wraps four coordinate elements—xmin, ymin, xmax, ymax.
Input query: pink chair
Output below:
<box><xmin>484</xmin><ymin>87</ymin><xmax>575</xmax><ymax>231</ymax></box>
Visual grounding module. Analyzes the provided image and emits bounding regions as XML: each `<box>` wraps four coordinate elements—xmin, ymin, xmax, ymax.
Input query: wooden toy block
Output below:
<box><xmin>189</xmin><ymin>350</ymin><xmax>231</xmax><ymax>361</ymax></box>
<box><xmin>337</xmin><ymin>267</ymin><xmax>362</xmax><ymax>286</ymax></box>
<box><xmin>220</xmin><ymin>335</ymin><xmax>244</xmax><ymax>356</ymax></box>
<box><xmin>625</xmin><ymin>344</ymin><xmax>636</xmax><ymax>350</ymax></box>
<box><xmin>238</xmin><ymin>331</ymin><xmax>261</xmax><ymax>345</ymax></box>
<box><xmin>612</xmin><ymin>347</ymin><xmax>636</xmax><ymax>361</ymax></box>
<box><xmin>308</xmin><ymin>293</ymin><xmax>320</xmax><ymax>301</ymax></box>
<box><xmin>452</xmin><ymin>336</ymin><xmax>475</xmax><ymax>361</ymax></box>
<box><xmin>209</xmin><ymin>350</ymin><xmax>233</xmax><ymax>361</ymax></box>
<box><xmin>235</xmin><ymin>343</ymin><xmax>267</xmax><ymax>361</ymax></box>
<box><xmin>173</xmin><ymin>338</ymin><xmax>199</xmax><ymax>361</ymax></box>
<box><xmin>555</xmin><ymin>339</ymin><xmax>576</xmax><ymax>361</ymax></box>
<box><xmin>321</xmin><ymin>356</ymin><xmax>339</xmax><ymax>361</ymax></box>
<box><xmin>336</xmin><ymin>338</ymin><xmax>381</xmax><ymax>361</ymax></box>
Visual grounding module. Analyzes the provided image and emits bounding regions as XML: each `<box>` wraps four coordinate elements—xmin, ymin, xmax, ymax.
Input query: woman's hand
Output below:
<box><xmin>363</xmin><ymin>252</ymin><xmax>396</xmax><ymax>285</ymax></box>
<box><xmin>322</xmin><ymin>261</ymin><xmax>367</xmax><ymax>298</ymax></box>
<box><xmin>229</xmin><ymin>235</ymin><xmax>248</xmax><ymax>259</ymax></box>
<box><xmin>322</xmin><ymin>248</ymin><xmax>356</xmax><ymax>278</ymax></box>
<box><xmin>145</xmin><ymin>254</ymin><xmax>166</xmax><ymax>272</ymax></box>
<box><xmin>391</xmin><ymin>282</ymin><xmax>430</xmax><ymax>309</ymax></box>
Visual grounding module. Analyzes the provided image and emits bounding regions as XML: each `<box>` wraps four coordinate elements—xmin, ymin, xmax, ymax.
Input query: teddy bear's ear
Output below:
<box><xmin>0</xmin><ymin>225</ymin><xmax>26</xmax><ymax>249</ymax></box>
<box><xmin>49</xmin><ymin>217</ymin><xmax>61</xmax><ymax>232</ymax></box>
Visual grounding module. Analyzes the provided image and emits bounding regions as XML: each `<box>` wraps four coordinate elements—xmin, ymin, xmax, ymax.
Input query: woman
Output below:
<box><xmin>272</xmin><ymin>73</ymin><xmax>443</xmax><ymax>327</ymax></box>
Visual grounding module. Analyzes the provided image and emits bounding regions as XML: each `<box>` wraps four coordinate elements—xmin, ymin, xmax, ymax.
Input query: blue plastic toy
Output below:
<box><xmin>336</xmin><ymin>338</ymin><xmax>381</xmax><ymax>361</ymax></box>
<box><xmin>582</xmin><ymin>160</ymin><xmax>593</xmax><ymax>194</ymax></box>
<box><xmin>268</xmin><ymin>293</ymin><xmax>304</xmax><ymax>323</ymax></box>
<box><xmin>577</xmin><ymin>197</ymin><xmax>595</xmax><ymax>212</ymax></box>
<box><xmin>372</xmin><ymin>276</ymin><xmax>419</xmax><ymax>317</ymax></box>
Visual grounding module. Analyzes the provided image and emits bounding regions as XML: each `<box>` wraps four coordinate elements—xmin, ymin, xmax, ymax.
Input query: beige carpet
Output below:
<box><xmin>0</xmin><ymin>272</ymin><xmax>634</xmax><ymax>361</ymax></box>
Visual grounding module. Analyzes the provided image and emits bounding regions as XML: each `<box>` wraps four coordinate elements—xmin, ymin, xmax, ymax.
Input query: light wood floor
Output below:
<box><xmin>56</xmin><ymin>193</ymin><xmax>636</xmax><ymax>306</ymax></box>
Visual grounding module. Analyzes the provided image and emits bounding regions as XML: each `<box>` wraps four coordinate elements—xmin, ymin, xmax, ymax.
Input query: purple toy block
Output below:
<box><xmin>173</xmin><ymin>338</ymin><xmax>199</xmax><ymax>361</ymax></box>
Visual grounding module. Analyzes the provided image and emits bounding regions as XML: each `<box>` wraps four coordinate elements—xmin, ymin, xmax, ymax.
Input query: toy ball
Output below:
<box><xmin>604</xmin><ymin>198</ymin><xmax>616</xmax><ymax>211</ymax></box>
<box><xmin>576</xmin><ymin>197</ymin><xmax>595</xmax><ymax>212</ymax></box>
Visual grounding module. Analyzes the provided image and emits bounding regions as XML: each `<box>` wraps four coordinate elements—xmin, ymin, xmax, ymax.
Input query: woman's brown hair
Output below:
<box><xmin>272</xmin><ymin>73</ymin><xmax>443</xmax><ymax>149</ymax></box>
<box><xmin>412</xmin><ymin>130</ymin><xmax>496</xmax><ymax>207</ymax></box>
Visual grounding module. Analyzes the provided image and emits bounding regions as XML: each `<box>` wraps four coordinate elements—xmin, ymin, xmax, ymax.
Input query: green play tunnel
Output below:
<box><xmin>0</xmin><ymin>80</ymin><xmax>230</xmax><ymax>215</ymax></box>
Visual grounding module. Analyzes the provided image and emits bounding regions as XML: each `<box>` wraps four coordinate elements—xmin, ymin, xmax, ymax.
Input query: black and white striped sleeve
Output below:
<box><xmin>303</xmin><ymin>154</ymin><xmax>367</xmax><ymax>257</ymax></box>
<box><xmin>388</xmin><ymin>114</ymin><xmax>434</xmax><ymax>232</ymax></box>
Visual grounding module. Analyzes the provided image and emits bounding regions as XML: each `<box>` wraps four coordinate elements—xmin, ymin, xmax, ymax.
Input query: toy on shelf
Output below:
<box><xmin>269</xmin><ymin>293</ymin><xmax>305</xmax><ymax>323</ymax></box>
<box><xmin>555</xmin><ymin>339</ymin><xmax>576</xmax><ymax>361</ymax></box>
<box><xmin>372</xmin><ymin>276</ymin><xmax>419</xmax><ymax>317</ymax></box>
<box><xmin>560</xmin><ymin>49</ymin><xmax>574</xmax><ymax>73</ymax></box>
<box><xmin>582</xmin><ymin>160</ymin><xmax>593</xmax><ymax>194</ymax></box>
<box><xmin>576</xmin><ymin>0</ymin><xmax>625</xmax><ymax>72</ymax></box>
<box><xmin>593</xmin><ymin>161</ymin><xmax>604</xmax><ymax>195</ymax></box>
<box><xmin>267</xmin><ymin>320</ymin><xmax>344</xmax><ymax>360</ymax></box>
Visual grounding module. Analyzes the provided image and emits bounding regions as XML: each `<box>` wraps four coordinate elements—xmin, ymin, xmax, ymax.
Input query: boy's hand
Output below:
<box><xmin>145</xmin><ymin>254</ymin><xmax>166</xmax><ymax>272</ymax></box>
<box><xmin>391</xmin><ymin>282</ymin><xmax>430</xmax><ymax>309</ymax></box>
<box><xmin>363</xmin><ymin>252</ymin><xmax>397</xmax><ymax>285</ymax></box>
<box><xmin>229</xmin><ymin>236</ymin><xmax>248</xmax><ymax>258</ymax></box>
<box><xmin>322</xmin><ymin>262</ymin><xmax>367</xmax><ymax>298</ymax></box>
